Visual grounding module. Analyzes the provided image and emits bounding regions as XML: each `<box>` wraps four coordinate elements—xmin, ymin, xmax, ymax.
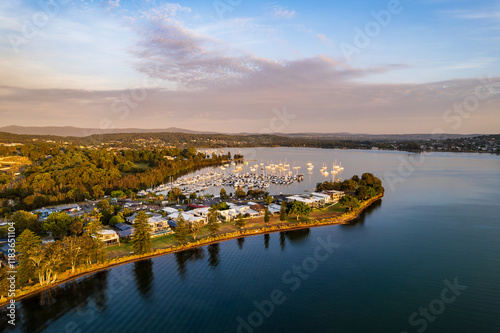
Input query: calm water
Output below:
<box><xmin>2</xmin><ymin>148</ymin><xmax>500</xmax><ymax>333</ymax></box>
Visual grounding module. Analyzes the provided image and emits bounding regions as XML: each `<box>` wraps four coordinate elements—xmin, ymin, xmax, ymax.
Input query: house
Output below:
<box><xmin>162</xmin><ymin>207</ymin><xmax>179</xmax><ymax>215</ymax></box>
<box><xmin>167</xmin><ymin>212</ymin><xmax>205</xmax><ymax>227</ymax></box>
<box><xmin>322</xmin><ymin>190</ymin><xmax>345</xmax><ymax>202</ymax></box>
<box><xmin>249</xmin><ymin>204</ymin><xmax>266</xmax><ymax>214</ymax></box>
<box><xmin>310</xmin><ymin>192</ymin><xmax>331</xmax><ymax>205</ymax></box>
<box><xmin>126</xmin><ymin>212</ymin><xmax>172</xmax><ymax>236</ymax></box>
<box><xmin>268</xmin><ymin>204</ymin><xmax>282</xmax><ymax>215</ymax></box>
<box><xmin>192</xmin><ymin>207</ymin><xmax>210</xmax><ymax>219</ymax></box>
<box><xmin>286</xmin><ymin>194</ymin><xmax>326</xmax><ymax>208</ymax></box>
<box><xmin>114</xmin><ymin>223</ymin><xmax>135</xmax><ymax>238</ymax></box>
<box><xmin>98</xmin><ymin>230</ymin><xmax>120</xmax><ymax>246</ymax></box>
<box><xmin>33</xmin><ymin>203</ymin><xmax>82</xmax><ymax>220</ymax></box>
<box><xmin>123</xmin><ymin>202</ymin><xmax>144</xmax><ymax>211</ymax></box>
<box><xmin>231</xmin><ymin>205</ymin><xmax>251</xmax><ymax>216</ymax></box>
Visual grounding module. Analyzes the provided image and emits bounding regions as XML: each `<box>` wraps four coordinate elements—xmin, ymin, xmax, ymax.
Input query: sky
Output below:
<box><xmin>0</xmin><ymin>0</ymin><xmax>499</xmax><ymax>134</ymax></box>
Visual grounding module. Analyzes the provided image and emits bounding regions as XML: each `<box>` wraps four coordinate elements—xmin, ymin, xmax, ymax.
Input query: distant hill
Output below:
<box><xmin>0</xmin><ymin>125</ymin><xmax>218</xmax><ymax>137</ymax></box>
<box><xmin>0</xmin><ymin>125</ymin><xmax>484</xmax><ymax>140</ymax></box>
<box><xmin>277</xmin><ymin>132</ymin><xmax>481</xmax><ymax>140</ymax></box>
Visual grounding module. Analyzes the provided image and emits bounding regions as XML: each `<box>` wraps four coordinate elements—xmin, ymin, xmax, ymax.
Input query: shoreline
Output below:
<box><xmin>0</xmin><ymin>194</ymin><xmax>382</xmax><ymax>307</ymax></box>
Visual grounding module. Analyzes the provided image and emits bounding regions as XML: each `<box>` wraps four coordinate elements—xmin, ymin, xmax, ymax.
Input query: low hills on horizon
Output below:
<box><xmin>0</xmin><ymin>125</ymin><xmax>484</xmax><ymax>141</ymax></box>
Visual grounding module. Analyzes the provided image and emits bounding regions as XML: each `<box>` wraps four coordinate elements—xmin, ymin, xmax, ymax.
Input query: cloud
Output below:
<box><xmin>269</xmin><ymin>4</ymin><xmax>296</xmax><ymax>19</ymax></box>
<box><xmin>2</xmin><ymin>76</ymin><xmax>498</xmax><ymax>134</ymax></box>
<box><xmin>131</xmin><ymin>16</ymin><xmax>397</xmax><ymax>90</ymax></box>
<box><xmin>140</xmin><ymin>3</ymin><xmax>192</xmax><ymax>21</ymax></box>
<box><xmin>449</xmin><ymin>10</ymin><xmax>500</xmax><ymax>20</ymax></box>
<box><xmin>107</xmin><ymin>0</ymin><xmax>121</xmax><ymax>10</ymax></box>
<box><xmin>317</xmin><ymin>33</ymin><xmax>334</xmax><ymax>47</ymax></box>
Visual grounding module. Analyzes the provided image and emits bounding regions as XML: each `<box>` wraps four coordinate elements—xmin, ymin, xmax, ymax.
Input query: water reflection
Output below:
<box><xmin>284</xmin><ymin>228</ymin><xmax>311</xmax><ymax>244</ymax></box>
<box><xmin>133</xmin><ymin>259</ymin><xmax>154</xmax><ymax>298</ymax></box>
<box><xmin>341</xmin><ymin>199</ymin><xmax>383</xmax><ymax>229</ymax></box>
<box><xmin>207</xmin><ymin>243</ymin><xmax>220</xmax><ymax>268</ymax></box>
<box><xmin>264</xmin><ymin>234</ymin><xmax>270</xmax><ymax>249</ymax></box>
<box><xmin>0</xmin><ymin>271</ymin><xmax>109</xmax><ymax>333</ymax></box>
<box><xmin>279</xmin><ymin>232</ymin><xmax>286</xmax><ymax>251</ymax></box>
<box><xmin>237</xmin><ymin>237</ymin><xmax>245</xmax><ymax>250</ymax></box>
<box><xmin>174</xmin><ymin>247</ymin><xmax>205</xmax><ymax>278</ymax></box>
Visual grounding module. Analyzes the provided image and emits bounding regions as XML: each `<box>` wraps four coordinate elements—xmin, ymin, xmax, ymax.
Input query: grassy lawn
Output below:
<box><xmin>133</xmin><ymin>162</ymin><xmax>148</xmax><ymax>170</ymax></box>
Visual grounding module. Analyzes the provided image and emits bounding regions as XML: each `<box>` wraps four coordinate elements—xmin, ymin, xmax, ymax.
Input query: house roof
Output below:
<box><xmin>115</xmin><ymin>223</ymin><xmax>133</xmax><ymax>231</ymax></box>
<box><xmin>98</xmin><ymin>229</ymin><xmax>118</xmax><ymax>236</ymax></box>
<box><xmin>117</xmin><ymin>229</ymin><xmax>134</xmax><ymax>237</ymax></box>
<box><xmin>162</xmin><ymin>207</ymin><xmax>179</xmax><ymax>214</ymax></box>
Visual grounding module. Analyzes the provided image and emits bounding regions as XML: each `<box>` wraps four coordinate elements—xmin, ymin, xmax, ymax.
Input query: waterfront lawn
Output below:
<box><xmin>105</xmin><ymin>203</ymin><xmax>348</xmax><ymax>258</ymax></box>
<box><xmin>106</xmin><ymin>234</ymin><xmax>179</xmax><ymax>258</ymax></box>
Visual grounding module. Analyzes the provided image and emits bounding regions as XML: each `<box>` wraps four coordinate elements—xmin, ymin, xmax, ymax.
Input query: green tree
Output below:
<box><xmin>265</xmin><ymin>195</ymin><xmax>274</xmax><ymax>205</ymax></box>
<box><xmin>111</xmin><ymin>190</ymin><xmax>125</xmax><ymax>198</ymax></box>
<box><xmin>235</xmin><ymin>187</ymin><xmax>246</xmax><ymax>198</ymax></box>
<box><xmin>279</xmin><ymin>201</ymin><xmax>287</xmax><ymax>221</ymax></box>
<box><xmin>190</xmin><ymin>220</ymin><xmax>205</xmax><ymax>240</ymax></box>
<box><xmin>96</xmin><ymin>199</ymin><xmax>110</xmax><ymax>211</ymax></box>
<box><xmin>62</xmin><ymin>236</ymin><xmax>84</xmax><ymax>273</ymax></box>
<box><xmin>220</xmin><ymin>188</ymin><xmax>228</xmax><ymax>199</ymax></box>
<box><xmin>92</xmin><ymin>185</ymin><xmax>104</xmax><ymax>199</ymax></box>
<box><xmin>174</xmin><ymin>213</ymin><xmax>189</xmax><ymax>244</ymax></box>
<box><xmin>355</xmin><ymin>186</ymin><xmax>369</xmax><ymax>200</ymax></box>
<box><xmin>235</xmin><ymin>213</ymin><xmax>245</xmax><ymax>229</ymax></box>
<box><xmin>42</xmin><ymin>212</ymin><xmax>72</xmax><ymax>239</ymax></box>
<box><xmin>84</xmin><ymin>213</ymin><xmax>104</xmax><ymax>239</ymax></box>
<box><xmin>68</xmin><ymin>217</ymin><xmax>84</xmax><ymax>236</ymax></box>
<box><xmin>168</xmin><ymin>187</ymin><xmax>183</xmax><ymax>201</ymax></box>
<box><xmin>287</xmin><ymin>201</ymin><xmax>312</xmax><ymax>220</ymax></box>
<box><xmin>11</xmin><ymin>210</ymin><xmax>41</xmax><ymax>237</ymax></box>
<box><xmin>207</xmin><ymin>206</ymin><xmax>220</xmax><ymax>236</ymax></box>
<box><xmin>189</xmin><ymin>192</ymin><xmax>197</xmax><ymax>201</ymax></box>
<box><xmin>80</xmin><ymin>235</ymin><xmax>105</xmax><ymax>266</ymax></box>
<box><xmin>132</xmin><ymin>211</ymin><xmax>152</xmax><ymax>254</ymax></box>
<box><xmin>109</xmin><ymin>214</ymin><xmax>125</xmax><ymax>227</ymax></box>
<box><xmin>339</xmin><ymin>195</ymin><xmax>360</xmax><ymax>212</ymax></box>
<box><xmin>39</xmin><ymin>241</ymin><xmax>65</xmax><ymax>285</ymax></box>
<box><xmin>0</xmin><ymin>268</ymin><xmax>11</xmax><ymax>299</ymax></box>
<box><xmin>17</xmin><ymin>229</ymin><xmax>41</xmax><ymax>284</ymax></box>
<box><xmin>264</xmin><ymin>207</ymin><xmax>271</xmax><ymax>223</ymax></box>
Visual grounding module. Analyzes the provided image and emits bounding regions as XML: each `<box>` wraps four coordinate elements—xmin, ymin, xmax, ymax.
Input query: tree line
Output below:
<box><xmin>0</xmin><ymin>144</ymin><xmax>233</xmax><ymax>211</ymax></box>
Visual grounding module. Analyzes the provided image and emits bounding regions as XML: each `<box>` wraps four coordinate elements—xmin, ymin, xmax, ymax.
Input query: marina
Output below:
<box><xmin>138</xmin><ymin>157</ymin><xmax>344</xmax><ymax>197</ymax></box>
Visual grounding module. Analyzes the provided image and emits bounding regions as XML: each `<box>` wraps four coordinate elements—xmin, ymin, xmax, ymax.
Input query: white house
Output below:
<box><xmin>286</xmin><ymin>194</ymin><xmax>329</xmax><ymax>207</ymax></box>
<box><xmin>167</xmin><ymin>212</ymin><xmax>205</xmax><ymax>227</ymax></box>
<box><xmin>322</xmin><ymin>190</ymin><xmax>345</xmax><ymax>202</ymax></box>
<box><xmin>162</xmin><ymin>207</ymin><xmax>179</xmax><ymax>215</ymax></box>
<box><xmin>97</xmin><ymin>230</ymin><xmax>120</xmax><ymax>246</ymax></box>
<box><xmin>127</xmin><ymin>212</ymin><xmax>171</xmax><ymax>236</ymax></box>
<box><xmin>268</xmin><ymin>204</ymin><xmax>282</xmax><ymax>215</ymax></box>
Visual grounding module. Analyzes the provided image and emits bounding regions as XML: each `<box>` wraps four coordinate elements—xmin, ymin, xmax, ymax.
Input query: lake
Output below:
<box><xmin>2</xmin><ymin>148</ymin><xmax>500</xmax><ymax>333</ymax></box>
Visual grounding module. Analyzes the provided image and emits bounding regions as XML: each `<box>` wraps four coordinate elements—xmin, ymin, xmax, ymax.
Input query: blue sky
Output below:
<box><xmin>0</xmin><ymin>0</ymin><xmax>499</xmax><ymax>133</ymax></box>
